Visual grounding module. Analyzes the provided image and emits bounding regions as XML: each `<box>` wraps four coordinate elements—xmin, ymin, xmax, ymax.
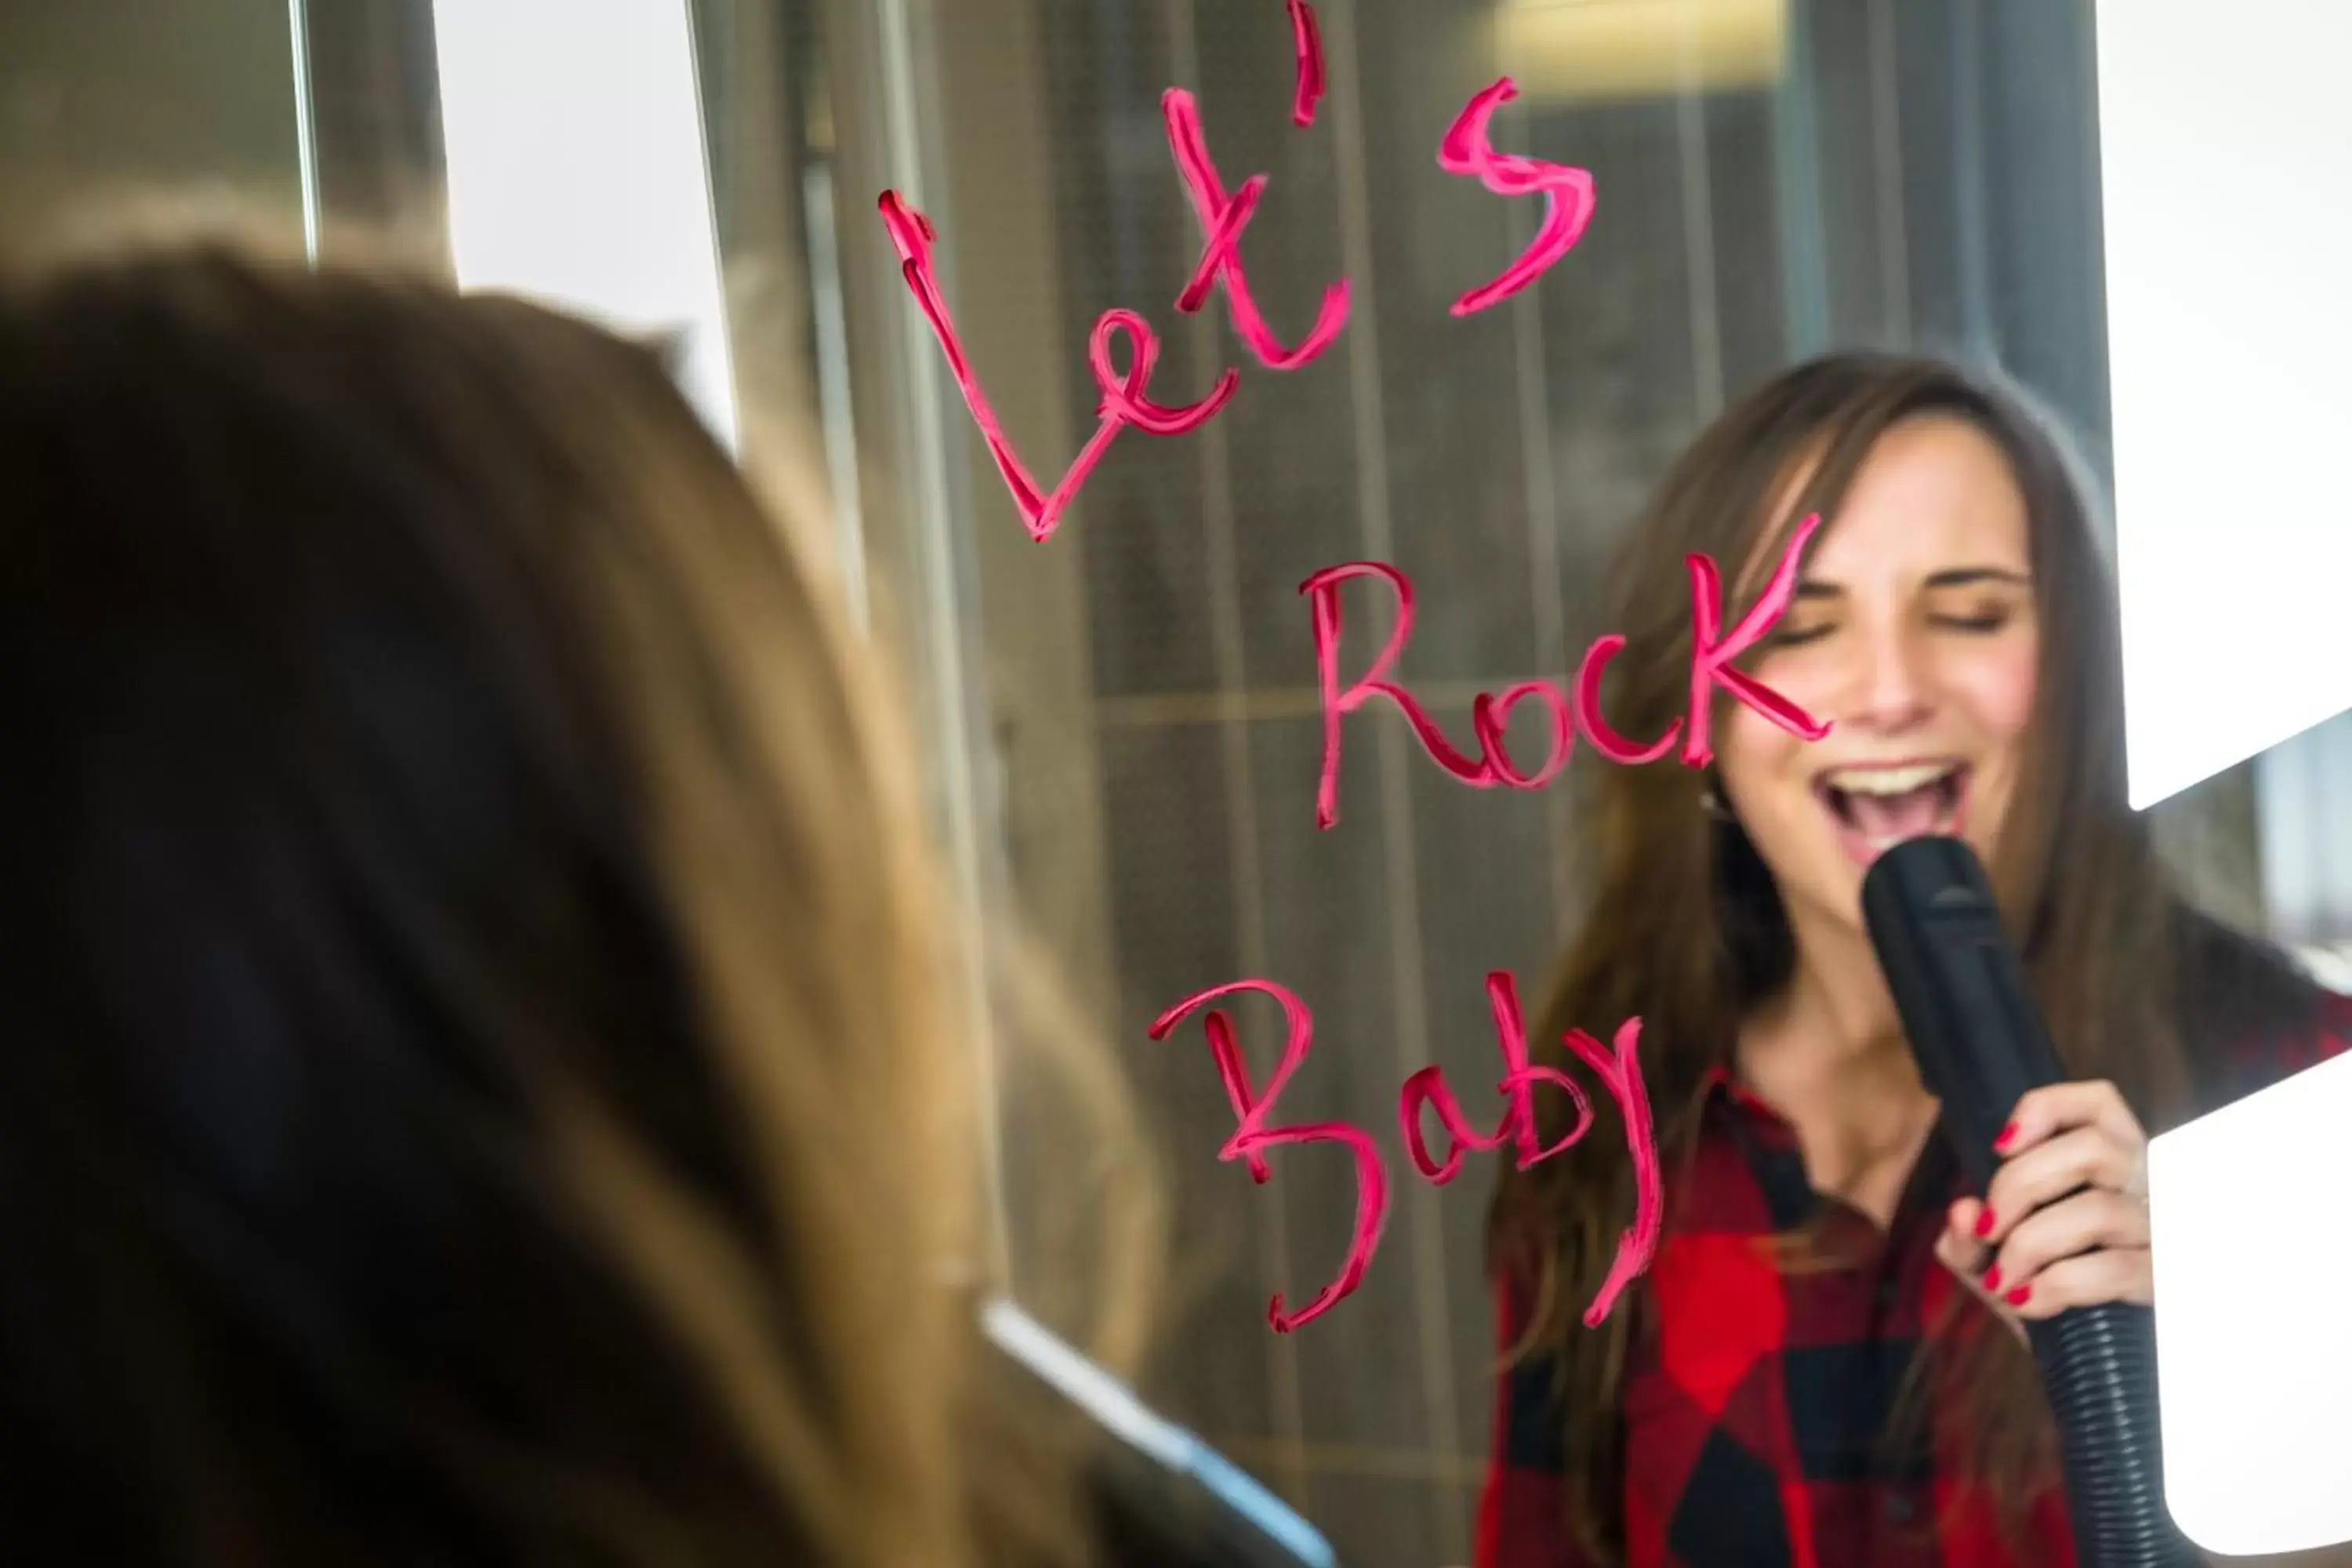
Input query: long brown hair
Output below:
<box><xmin>1490</xmin><ymin>352</ymin><xmax>2319</xmax><ymax>1561</ymax></box>
<box><xmin>0</xmin><ymin>242</ymin><xmax>1144</xmax><ymax>1565</ymax></box>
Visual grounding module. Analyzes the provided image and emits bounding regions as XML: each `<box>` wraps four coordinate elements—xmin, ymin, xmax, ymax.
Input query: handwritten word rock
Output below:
<box><xmin>1149</xmin><ymin>971</ymin><xmax>1661</xmax><ymax>1334</ymax></box>
<box><xmin>1300</xmin><ymin>516</ymin><xmax>1832</xmax><ymax>829</ymax></box>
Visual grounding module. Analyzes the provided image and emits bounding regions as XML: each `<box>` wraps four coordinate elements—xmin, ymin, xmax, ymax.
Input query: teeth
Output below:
<box><xmin>1824</xmin><ymin>763</ymin><xmax>1958</xmax><ymax>797</ymax></box>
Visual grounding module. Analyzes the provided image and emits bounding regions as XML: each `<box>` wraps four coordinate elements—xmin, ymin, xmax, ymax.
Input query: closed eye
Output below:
<box><xmin>1931</xmin><ymin>609</ymin><xmax>2014</xmax><ymax>633</ymax></box>
<box><xmin>1766</xmin><ymin>623</ymin><xmax>1835</xmax><ymax>648</ymax></box>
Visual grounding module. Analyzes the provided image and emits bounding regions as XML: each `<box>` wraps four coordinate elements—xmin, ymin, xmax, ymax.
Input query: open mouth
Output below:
<box><xmin>1813</xmin><ymin>760</ymin><xmax>1970</xmax><ymax>866</ymax></box>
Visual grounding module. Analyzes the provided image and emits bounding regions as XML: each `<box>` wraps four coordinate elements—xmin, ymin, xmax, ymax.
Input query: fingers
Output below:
<box><xmin>1983</xmin><ymin>1080</ymin><xmax>2151</xmax><ymax>1242</ymax></box>
<box><xmin>1980</xmin><ymin>1124</ymin><xmax>2141</xmax><ymax>1243</ymax></box>
<box><xmin>1936</xmin><ymin>1198</ymin><xmax>2027</xmax><ymax>1347</ymax></box>
<box><xmin>1937</xmin><ymin>1196</ymin><xmax>1992</xmax><ymax>1277</ymax></box>
<box><xmin>1997</xmin><ymin>1246</ymin><xmax>2154</xmax><ymax>1318</ymax></box>
<box><xmin>1942</xmin><ymin>1192</ymin><xmax>2153</xmax><ymax>1323</ymax></box>
<box><xmin>1965</xmin><ymin>1080</ymin><xmax>2155</xmax><ymax>1322</ymax></box>
<box><xmin>1993</xmin><ymin>1080</ymin><xmax>2142</xmax><ymax>1178</ymax></box>
<box><xmin>1980</xmin><ymin>1189</ymin><xmax>2150</xmax><ymax>1294</ymax></box>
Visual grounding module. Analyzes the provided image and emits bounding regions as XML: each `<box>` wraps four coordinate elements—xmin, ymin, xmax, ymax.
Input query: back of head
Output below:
<box><xmin>0</xmin><ymin>245</ymin><xmax>1015</xmax><ymax>1566</ymax></box>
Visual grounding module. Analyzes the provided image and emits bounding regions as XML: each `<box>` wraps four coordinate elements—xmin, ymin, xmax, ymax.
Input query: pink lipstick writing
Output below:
<box><xmin>1287</xmin><ymin>0</ymin><xmax>1327</xmax><ymax>129</ymax></box>
<box><xmin>1150</xmin><ymin>971</ymin><xmax>1661</xmax><ymax>1334</ymax></box>
<box><xmin>879</xmin><ymin>192</ymin><xmax>1236</xmax><ymax>544</ymax></box>
<box><xmin>1437</xmin><ymin>77</ymin><xmax>1599</xmax><ymax>317</ymax></box>
<box><xmin>882</xmin><ymin>56</ymin><xmax>1602</xmax><ymax>543</ymax></box>
<box><xmin>1163</xmin><ymin>87</ymin><xmax>1352</xmax><ymax>370</ymax></box>
<box><xmin>1301</xmin><ymin>516</ymin><xmax>1833</xmax><ymax>829</ymax></box>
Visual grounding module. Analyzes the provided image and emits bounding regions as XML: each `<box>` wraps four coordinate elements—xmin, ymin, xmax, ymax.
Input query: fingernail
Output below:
<box><xmin>1993</xmin><ymin>1122</ymin><xmax>2019</xmax><ymax>1152</ymax></box>
<box><xmin>2004</xmin><ymin>1284</ymin><xmax>2031</xmax><ymax>1307</ymax></box>
<box><xmin>1983</xmin><ymin>1265</ymin><xmax>2002</xmax><ymax>1292</ymax></box>
<box><xmin>1974</xmin><ymin>1207</ymin><xmax>1998</xmax><ymax>1239</ymax></box>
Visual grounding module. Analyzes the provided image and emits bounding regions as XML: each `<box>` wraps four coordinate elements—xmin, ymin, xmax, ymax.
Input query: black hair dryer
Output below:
<box><xmin>1862</xmin><ymin>837</ymin><xmax>2198</xmax><ymax>1568</ymax></box>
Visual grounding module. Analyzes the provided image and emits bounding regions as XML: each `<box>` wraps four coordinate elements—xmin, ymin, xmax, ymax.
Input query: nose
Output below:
<box><xmin>1836</xmin><ymin>616</ymin><xmax>1934</xmax><ymax>734</ymax></box>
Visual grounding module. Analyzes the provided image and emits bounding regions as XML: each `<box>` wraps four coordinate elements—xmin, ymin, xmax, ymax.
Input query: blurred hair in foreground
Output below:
<box><xmin>0</xmin><ymin>232</ymin><xmax>1155</xmax><ymax>1566</ymax></box>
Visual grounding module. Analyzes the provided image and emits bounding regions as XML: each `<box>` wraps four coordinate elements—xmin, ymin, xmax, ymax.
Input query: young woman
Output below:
<box><xmin>1478</xmin><ymin>353</ymin><xmax>2350</xmax><ymax>1567</ymax></box>
<box><xmin>0</xmin><ymin>244</ymin><xmax>1148</xmax><ymax>1566</ymax></box>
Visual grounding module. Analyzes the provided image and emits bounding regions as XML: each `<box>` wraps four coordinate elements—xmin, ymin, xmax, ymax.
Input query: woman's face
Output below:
<box><xmin>1717</xmin><ymin>414</ymin><xmax>2040</xmax><ymax>937</ymax></box>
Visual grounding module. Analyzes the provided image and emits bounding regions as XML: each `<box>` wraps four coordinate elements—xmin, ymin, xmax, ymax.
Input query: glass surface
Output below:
<box><xmin>866</xmin><ymin>4</ymin><xmax>2339</xmax><ymax>1564</ymax></box>
<box><xmin>0</xmin><ymin>0</ymin><xmax>307</xmax><ymax>245</ymax></box>
<box><xmin>10</xmin><ymin>6</ymin><xmax>2352</xmax><ymax>1566</ymax></box>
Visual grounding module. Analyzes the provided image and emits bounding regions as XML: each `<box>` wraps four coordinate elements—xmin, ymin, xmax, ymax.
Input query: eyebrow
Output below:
<box><xmin>1794</xmin><ymin>567</ymin><xmax>2033</xmax><ymax>600</ymax></box>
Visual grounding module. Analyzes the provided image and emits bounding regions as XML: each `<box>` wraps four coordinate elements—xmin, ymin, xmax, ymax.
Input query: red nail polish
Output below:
<box><xmin>1974</xmin><ymin>1207</ymin><xmax>1997</xmax><ymax>1239</ymax></box>
<box><xmin>1993</xmin><ymin>1122</ymin><xmax>2019</xmax><ymax>1152</ymax></box>
<box><xmin>1984</xmin><ymin>1266</ymin><xmax>2002</xmax><ymax>1292</ymax></box>
<box><xmin>2004</xmin><ymin>1284</ymin><xmax>2031</xmax><ymax>1308</ymax></box>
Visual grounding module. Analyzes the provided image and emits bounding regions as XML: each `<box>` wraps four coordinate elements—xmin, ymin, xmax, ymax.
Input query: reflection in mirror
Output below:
<box><xmin>855</xmin><ymin>2</ymin><xmax>2352</xmax><ymax>1566</ymax></box>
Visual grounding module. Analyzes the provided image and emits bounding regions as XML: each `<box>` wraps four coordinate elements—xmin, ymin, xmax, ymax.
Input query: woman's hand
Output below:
<box><xmin>1934</xmin><ymin>1080</ymin><xmax>2153</xmax><ymax>1343</ymax></box>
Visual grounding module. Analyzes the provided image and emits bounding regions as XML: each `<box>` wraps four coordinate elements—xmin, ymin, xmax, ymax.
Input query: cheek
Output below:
<box><xmin>1951</xmin><ymin>636</ymin><xmax>2040</xmax><ymax>747</ymax></box>
<box><xmin>1716</xmin><ymin>650</ymin><xmax>1837</xmax><ymax>799</ymax></box>
<box><xmin>1715</xmin><ymin>701</ymin><xmax>1817</xmax><ymax>809</ymax></box>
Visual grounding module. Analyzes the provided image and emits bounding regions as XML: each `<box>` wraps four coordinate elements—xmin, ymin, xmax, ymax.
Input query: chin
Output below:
<box><xmin>1822</xmin><ymin>869</ymin><xmax>1875</xmax><ymax>936</ymax></box>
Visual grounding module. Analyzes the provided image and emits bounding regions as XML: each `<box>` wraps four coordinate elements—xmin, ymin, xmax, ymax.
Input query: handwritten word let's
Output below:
<box><xmin>879</xmin><ymin>5</ymin><xmax>1595</xmax><ymax>543</ymax></box>
<box><xmin>1152</xmin><ymin>971</ymin><xmax>1659</xmax><ymax>1334</ymax></box>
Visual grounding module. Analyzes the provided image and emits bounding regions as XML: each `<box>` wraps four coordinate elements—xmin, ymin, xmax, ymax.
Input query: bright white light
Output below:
<box><xmin>980</xmin><ymin>1299</ymin><xmax>1336</xmax><ymax>1568</ymax></box>
<box><xmin>288</xmin><ymin>0</ymin><xmax>321</xmax><ymax>263</ymax></box>
<box><xmin>430</xmin><ymin>0</ymin><xmax>739</xmax><ymax>451</ymax></box>
<box><xmin>2150</xmin><ymin>1044</ymin><xmax>2352</xmax><ymax>1555</ymax></box>
<box><xmin>2096</xmin><ymin>4</ymin><xmax>2352</xmax><ymax>809</ymax></box>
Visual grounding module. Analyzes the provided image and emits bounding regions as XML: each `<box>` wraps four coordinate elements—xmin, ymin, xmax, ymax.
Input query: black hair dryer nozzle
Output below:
<box><xmin>1862</xmin><ymin>837</ymin><xmax>2197</xmax><ymax>1568</ymax></box>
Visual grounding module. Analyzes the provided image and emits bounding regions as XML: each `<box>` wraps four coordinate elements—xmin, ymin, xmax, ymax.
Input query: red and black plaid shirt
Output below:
<box><xmin>1475</xmin><ymin>985</ymin><xmax>2352</xmax><ymax>1568</ymax></box>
